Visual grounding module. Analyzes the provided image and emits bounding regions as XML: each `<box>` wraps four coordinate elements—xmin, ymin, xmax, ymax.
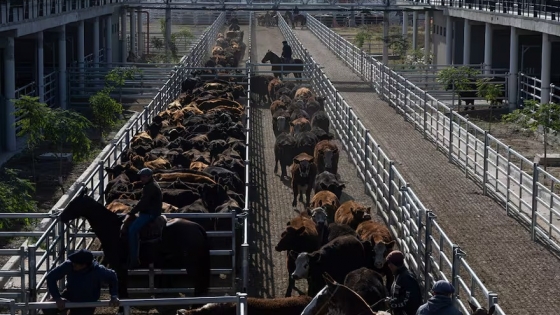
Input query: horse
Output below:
<box><xmin>285</xmin><ymin>11</ymin><xmax>294</xmax><ymax>26</ymax></box>
<box><xmin>292</xmin><ymin>14</ymin><xmax>307</xmax><ymax>29</ymax></box>
<box><xmin>59</xmin><ymin>189</ymin><xmax>212</xmax><ymax>302</ymax></box>
<box><xmin>468</xmin><ymin>300</ymin><xmax>496</xmax><ymax>315</ymax></box>
<box><xmin>264</xmin><ymin>12</ymin><xmax>273</xmax><ymax>27</ymax></box>
<box><xmin>302</xmin><ymin>273</ymin><xmax>390</xmax><ymax>315</ymax></box>
<box><xmin>261</xmin><ymin>50</ymin><xmax>304</xmax><ymax>80</ymax></box>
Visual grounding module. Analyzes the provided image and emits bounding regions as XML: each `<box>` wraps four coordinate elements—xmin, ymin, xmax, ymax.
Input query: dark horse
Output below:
<box><xmin>261</xmin><ymin>50</ymin><xmax>304</xmax><ymax>80</ymax></box>
<box><xmin>292</xmin><ymin>14</ymin><xmax>307</xmax><ymax>29</ymax></box>
<box><xmin>59</xmin><ymin>189</ymin><xmax>211</xmax><ymax>301</ymax></box>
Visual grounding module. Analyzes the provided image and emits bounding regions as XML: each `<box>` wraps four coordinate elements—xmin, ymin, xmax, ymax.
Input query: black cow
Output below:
<box><xmin>311</xmin><ymin>110</ymin><xmax>330</xmax><ymax>133</ymax></box>
<box><xmin>274</xmin><ymin>132</ymin><xmax>298</xmax><ymax>179</ymax></box>
<box><xmin>314</xmin><ymin>171</ymin><xmax>345</xmax><ymax>200</ymax></box>
<box><xmin>295</xmin><ymin>131</ymin><xmax>318</xmax><ymax>157</ymax></box>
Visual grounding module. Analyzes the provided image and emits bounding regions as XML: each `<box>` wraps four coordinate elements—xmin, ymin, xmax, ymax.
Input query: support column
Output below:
<box><xmin>484</xmin><ymin>22</ymin><xmax>493</xmax><ymax>74</ymax></box>
<box><xmin>129</xmin><ymin>9</ymin><xmax>136</xmax><ymax>56</ymax></box>
<box><xmin>137</xmin><ymin>9</ymin><xmax>144</xmax><ymax>57</ymax></box>
<box><xmin>77</xmin><ymin>20</ymin><xmax>85</xmax><ymax>92</ymax></box>
<box><xmin>3</xmin><ymin>37</ymin><xmax>16</xmax><ymax>151</ymax></box>
<box><xmin>382</xmin><ymin>11</ymin><xmax>389</xmax><ymax>65</ymax></box>
<box><xmin>105</xmin><ymin>15</ymin><xmax>113</xmax><ymax>64</ymax></box>
<box><xmin>121</xmin><ymin>9</ymin><xmax>127</xmax><ymax>62</ymax></box>
<box><xmin>445</xmin><ymin>16</ymin><xmax>453</xmax><ymax>64</ymax></box>
<box><xmin>541</xmin><ymin>33</ymin><xmax>551</xmax><ymax>104</ymax></box>
<box><xmin>37</xmin><ymin>31</ymin><xmax>45</xmax><ymax>103</ymax></box>
<box><xmin>164</xmin><ymin>4</ymin><xmax>172</xmax><ymax>61</ymax></box>
<box><xmin>93</xmin><ymin>17</ymin><xmax>100</xmax><ymax>66</ymax></box>
<box><xmin>424</xmin><ymin>11</ymin><xmax>431</xmax><ymax>64</ymax></box>
<box><xmin>412</xmin><ymin>11</ymin><xmax>418</xmax><ymax>50</ymax></box>
<box><xmin>58</xmin><ymin>25</ymin><xmax>67</xmax><ymax>110</ymax></box>
<box><xmin>508</xmin><ymin>26</ymin><xmax>519</xmax><ymax>108</ymax></box>
<box><xmin>463</xmin><ymin>19</ymin><xmax>471</xmax><ymax>65</ymax></box>
<box><xmin>402</xmin><ymin>12</ymin><xmax>408</xmax><ymax>38</ymax></box>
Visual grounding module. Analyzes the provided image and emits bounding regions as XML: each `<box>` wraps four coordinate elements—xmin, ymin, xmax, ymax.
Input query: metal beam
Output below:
<box><xmin>135</xmin><ymin>2</ymin><xmax>434</xmax><ymax>11</ymax></box>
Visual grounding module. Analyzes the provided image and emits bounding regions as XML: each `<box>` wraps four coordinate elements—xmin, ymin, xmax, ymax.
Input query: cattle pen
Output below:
<box><xmin>0</xmin><ymin>8</ymin><xmax>548</xmax><ymax>315</ymax></box>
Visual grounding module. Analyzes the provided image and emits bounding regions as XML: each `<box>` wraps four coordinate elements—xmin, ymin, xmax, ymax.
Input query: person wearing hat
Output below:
<box><xmin>293</xmin><ymin>6</ymin><xmax>300</xmax><ymax>14</ymax></box>
<box><xmin>281</xmin><ymin>40</ymin><xmax>293</xmax><ymax>64</ymax></box>
<box><xmin>416</xmin><ymin>280</ymin><xmax>463</xmax><ymax>315</ymax></box>
<box><xmin>384</xmin><ymin>250</ymin><xmax>422</xmax><ymax>315</ymax></box>
<box><xmin>44</xmin><ymin>249</ymin><xmax>119</xmax><ymax>315</ymax></box>
<box><xmin>126</xmin><ymin>167</ymin><xmax>163</xmax><ymax>269</ymax></box>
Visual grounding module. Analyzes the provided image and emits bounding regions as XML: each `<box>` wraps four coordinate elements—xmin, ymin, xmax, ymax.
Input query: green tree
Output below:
<box><xmin>502</xmin><ymin>100</ymin><xmax>560</xmax><ymax>171</ymax></box>
<box><xmin>13</xmin><ymin>96</ymin><xmax>52</xmax><ymax>180</ymax></box>
<box><xmin>0</xmin><ymin>168</ymin><xmax>37</xmax><ymax>229</ymax></box>
<box><xmin>354</xmin><ymin>27</ymin><xmax>375</xmax><ymax>51</ymax></box>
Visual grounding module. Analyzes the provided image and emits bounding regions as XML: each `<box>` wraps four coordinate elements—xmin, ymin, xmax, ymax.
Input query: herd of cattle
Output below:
<box><xmin>207</xmin><ymin>29</ymin><xmax>247</xmax><ymax>68</ymax></box>
<box><xmin>257</xmin><ymin>76</ymin><xmax>398</xmax><ymax>310</ymax></box>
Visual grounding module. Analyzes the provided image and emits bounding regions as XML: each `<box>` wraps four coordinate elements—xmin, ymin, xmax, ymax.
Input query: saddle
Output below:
<box><xmin>139</xmin><ymin>215</ymin><xmax>167</xmax><ymax>243</ymax></box>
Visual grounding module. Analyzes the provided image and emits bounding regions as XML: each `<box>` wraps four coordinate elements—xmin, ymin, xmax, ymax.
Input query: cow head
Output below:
<box><xmin>352</xmin><ymin>206</ymin><xmax>372</xmax><ymax>222</ymax></box>
<box><xmin>321</xmin><ymin>148</ymin><xmax>337</xmax><ymax>169</ymax></box>
<box><xmin>310</xmin><ymin>207</ymin><xmax>328</xmax><ymax>226</ymax></box>
<box><xmin>372</xmin><ymin>240</ymin><xmax>396</xmax><ymax>269</ymax></box>
<box><xmin>275</xmin><ymin>225</ymin><xmax>305</xmax><ymax>252</ymax></box>
<box><xmin>276</xmin><ymin>116</ymin><xmax>287</xmax><ymax>132</ymax></box>
<box><xmin>293</xmin><ymin>157</ymin><xmax>314</xmax><ymax>178</ymax></box>
<box><xmin>290</xmin><ymin>121</ymin><xmax>303</xmax><ymax>133</ymax></box>
<box><xmin>469</xmin><ymin>301</ymin><xmax>496</xmax><ymax>315</ymax></box>
<box><xmin>292</xmin><ymin>251</ymin><xmax>320</xmax><ymax>280</ymax></box>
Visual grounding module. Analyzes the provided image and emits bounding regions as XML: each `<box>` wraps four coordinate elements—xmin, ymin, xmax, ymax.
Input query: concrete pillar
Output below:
<box><xmin>445</xmin><ymin>16</ymin><xmax>453</xmax><ymax>64</ymax></box>
<box><xmin>3</xmin><ymin>37</ymin><xmax>16</xmax><ymax>151</ymax></box>
<box><xmin>129</xmin><ymin>9</ymin><xmax>136</xmax><ymax>56</ymax></box>
<box><xmin>463</xmin><ymin>19</ymin><xmax>471</xmax><ymax>65</ymax></box>
<box><xmin>541</xmin><ymin>33</ymin><xmax>551</xmax><ymax>104</ymax></box>
<box><xmin>484</xmin><ymin>22</ymin><xmax>493</xmax><ymax>74</ymax></box>
<box><xmin>424</xmin><ymin>11</ymin><xmax>431</xmax><ymax>64</ymax></box>
<box><xmin>37</xmin><ymin>31</ymin><xmax>45</xmax><ymax>103</ymax></box>
<box><xmin>508</xmin><ymin>26</ymin><xmax>518</xmax><ymax>108</ymax></box>
<box><xmin>382</xmin><ymin>11</ymin><xmax>389</xmax><ymax>65</ymax></box>
<box><xmin>164</xmin><ymin>5</ymin><xmax>172</xmax><ymax>61</ymax></box>
<box><xmin>105</xmin><ymin>16</ymin><xmax>113</xmax><ymax>64</ymax></box>
<box><xmin>412</xmin><ymin>11</ymin><xmax>418</xmax><ymax>50</ymax></box>
<box><xmin>349</xmin><ymin>7</ymin><xmax>356</xmax><ymax>27</ymax></box>
<box><xmin>58</xmin><ymin>26</ymin><xmax>67</xmax><ymax>110</ymax></box>
<box><xmin>121</xmin><ymin>9</ymin><xmax>127</xmax><ymax>62</ymax></box>
<box><xmin>402</xmin><ymin>12</ymin><xmax>408</xmax><ymax>38</ymax></box>
<box><xmin>137</xmin><ymin>9</ymin><xmax>144</xmax><ymax>57</ymax></box>
<box><xmin>77</xmin><ymin>20</ymin><xmax>85</xmax><ymax>92</ymax></box>
<box><xmin>93</xmin><ymin>17</ymin><xmax>100</xmax><ymax>65</ymax></box>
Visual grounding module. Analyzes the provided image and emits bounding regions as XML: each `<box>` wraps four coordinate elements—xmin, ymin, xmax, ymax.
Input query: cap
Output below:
<box><xmin>68</xmin><ymin>249</ymin><xmax>94</xmax><ymax>265</ymax></box>
<box><xmin>137</xmin><ymin>168</ymin><xmax>153</xmax><ymax>176</ymax></box>
<box><xmin>431</xmin><ymin>280</ymin><xmax>455</xmax><ymax>294</ymax></box>
<box><xmin>386</xmin><ymin>250</ymin><xmax>405</xmax><ymax>266</ymax></box>
<box><xmin>282</xmin><ymin>41</ymin><xmax>288</xmax><ymax>44</ymax></box>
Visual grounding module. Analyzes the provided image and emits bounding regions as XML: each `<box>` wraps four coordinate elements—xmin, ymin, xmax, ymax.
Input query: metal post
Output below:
<box><xmin>508</xmin><ymin>26</ymin><xmax>518</xmax><ymax>108</ymax></box>
<box><xmin>98</xmin><ymin>161</ymin><xmax>105</xmax><ymax>204</ymax></box>
<box><xmin>531</xmin><ymin>163</ymin><xmax>539</xmax><ymax>241</ymax></box>
<box><xmin>448</xmin><ymin>109</ymin><xmax>454</xmax><ymax>162</ymax></box>
<box><xmin>541</xmin><ymin>33</ymin><xmax>551</xmax><ymax>103</ymax></box>
<box><xmin>388</xmin><ymin>161</ymin><xmax>395</xmax><ymax>216</ymax></box>
<box><xmin>423</xmin><ymin>211</ymin><xmax>436</xmax><ymax>301</ymax></box>
<box><xmin>451</xmin><ymin>246</ymin><xmax>464</xmax><ymax>305</ymax></box>
<box><xmin>482</xmin><ymin>131</ymin><xmax>489</xmax><ymax>195</ymax></box>
<box><xmin>28</xmin><ymin>245</ymin><xmax>37</xmax><ymax>315</ymax></box>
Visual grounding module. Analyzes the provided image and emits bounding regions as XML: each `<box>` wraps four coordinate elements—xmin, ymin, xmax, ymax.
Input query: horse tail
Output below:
<box><xmin>195</xmin><ymin>226</ymin><xmax>211</xmax><ymax>296</ymax></box>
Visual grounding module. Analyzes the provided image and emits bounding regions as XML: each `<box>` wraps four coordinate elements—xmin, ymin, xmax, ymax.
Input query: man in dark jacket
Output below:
<box><xmin>44</xmin><ymin>249</ymin><xmax>119</xmax><ymax>315</ymax></box>
<box><xmin>416</xmin><ymin>280</ymin><xmax>463</xmax><ymax>315</ymax></box>
<box><xmin>127</xmin><ymin>168</ymin><xmax>163</xmax><ymax>268</ymax></box>
<box><xmin>281</xmin><ymin>41</ymin><xmax>293</xmax><ymax>63</ymax></box>
<box><xmin>385</xmin><ymin>250</ymin><xmax>422</xmax><ymax>315</ymax></box>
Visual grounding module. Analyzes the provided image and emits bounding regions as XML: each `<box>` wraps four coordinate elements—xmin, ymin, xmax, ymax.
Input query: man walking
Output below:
<box><xmin>416</xmin><ymin>280</ymin><xmax>463</xmax><ymax>315</ymax></box>
<box><xmin>45</xmin><ymin>249</ymin><xmax>119</xmax><ymax>315</ymax></box>
<box><xmin>126</xmin><ymin>167</ymin><xmax>163</xmax><ymax>269</ymax></box>
<box><xmin>385</xmin><ymin>250</ymin><xmax>423</xmax><ymax>315</ymax></box>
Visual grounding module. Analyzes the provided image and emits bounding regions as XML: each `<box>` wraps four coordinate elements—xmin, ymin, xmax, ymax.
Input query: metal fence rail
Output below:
<box><xmin>0</xmin><ymin>12</ymin><xmax>228</xmax><ymax>303</ymax></box>
<box><xmin>304</xmin><ymin>11</ymin><xmax>560</xmax><ymax>255</ymax></box>
<box><xmin>277</xmin><ymin>12</ymin><xmax>508</xmax><ymax>315</ymax></box>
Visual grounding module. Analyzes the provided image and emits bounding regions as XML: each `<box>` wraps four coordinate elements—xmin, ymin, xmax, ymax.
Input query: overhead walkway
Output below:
<box><xmin>292</xmin><ymin>28</ymin><xmax>560</xmax><ymax>315</ymax></box>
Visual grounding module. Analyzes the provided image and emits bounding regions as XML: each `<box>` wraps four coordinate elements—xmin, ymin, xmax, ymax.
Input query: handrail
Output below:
<box><xmin>277</xmin><ymin>12</ymin><xmax>507</xmax><ymax>315</ymax></box>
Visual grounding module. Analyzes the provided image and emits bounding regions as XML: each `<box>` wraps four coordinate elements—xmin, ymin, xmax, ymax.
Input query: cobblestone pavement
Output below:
<box><xmin>247</xmin><ymin>25</ymin><xmax>383</xmax><ymax>298</ymax></box>
<box><xmin>292</xmin><ymin>29</ymin><xmax>560</xmax><ymax>315</ymax></box>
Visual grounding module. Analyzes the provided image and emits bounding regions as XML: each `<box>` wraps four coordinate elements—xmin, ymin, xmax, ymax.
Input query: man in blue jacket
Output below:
<box><xmin>44</xmin><ymin>249</ymin><xmax>119</xmax><ymax>315</ymax></box>
<box><xmin>416</xmin><ymin>280</ymin><xmax>463</xmax><ymax>315</ymax></box>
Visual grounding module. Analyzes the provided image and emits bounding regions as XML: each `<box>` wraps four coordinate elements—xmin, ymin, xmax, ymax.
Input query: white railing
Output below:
<box><xmin>304</xmin><ymin>13</ymin><xmax>560</xmax><ymax>254</ymax></box>
<box><xmin>0</xmin><ymin>12</ymin><xmax>228</xmax><ymax>304</ymax></box>
<box><xmin>277</xmin><ymin>13</ymin><xmax>507</xmax><ymax>315</ymax></box>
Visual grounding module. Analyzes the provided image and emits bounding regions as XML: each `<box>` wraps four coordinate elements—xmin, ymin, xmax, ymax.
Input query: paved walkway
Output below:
<box><xmin>293</xmin><ymin>28</ymin><xmax>560</xmax><ymax>315</ymax></box>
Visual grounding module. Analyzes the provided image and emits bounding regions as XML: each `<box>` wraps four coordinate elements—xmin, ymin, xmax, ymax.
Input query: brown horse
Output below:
<box><xmin>59</xmin><ymin>189</ymin><xmax>211</xmax><ymax>302</ymax></box>
<box><xmin>261</xmin><ymin>50</ymin><xmax>304</xmax><ymax>80</ymax></box>
<box><xmin>301</xmin><ymin>273</ymin><xmax>390</xmax><ymax>315</ymax></box>
<box><xmin>292</xmin><ymin>14</ymin><xmax>307</xmax><ymax>29</ymax></box>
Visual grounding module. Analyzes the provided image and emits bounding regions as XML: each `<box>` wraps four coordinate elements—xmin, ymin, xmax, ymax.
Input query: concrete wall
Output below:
<box><xmin>432</xmin><ymin>10</ymin><xmax>446</xmax><ymax>65</ymax></box>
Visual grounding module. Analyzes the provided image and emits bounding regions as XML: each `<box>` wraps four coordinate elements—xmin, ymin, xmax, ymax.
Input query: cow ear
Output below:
<box><xmin>309</xmin><ymin>157</ymin><xmax>314</xmax><ymax>163</ymax></box>
<box><xmin>296</xmin><ymin>226</ymin><xmax>306</xmax><ymax>234</ymax></box>
<box><xmin>340</xmin><ymin>184</ymin><xmax>346</xmax><ymax>189</ymax></box>
<box><xmin>468</xmin><ymin>301</ymin><xmax>478</xmax><ymax>313</ymax></box>
<box><xmin>318</xmin><ymin>200</ymin><xmax>323</xmax><ymax>207</ymax></box>
<box><xmin>386</xmin><ymin>240</ymin><xmax>396</xmax><ymax>250</ymax></box>
<box><xmin>309</xmin><ymin>252</ymin><xmax>321</xmax><ymax>263</ymax></box>
<box><xmin>288</xmin><ymin>250</ymin><xmax>299</xmax><ymax>260</ymax></box>
<box><xmin>489</xmin><ymin>305</ymin><xmax>496</xmax><ymax>315</ymax></box>
<box><xmin>366</xmin><ymin>207</ymin><xmax>372</xmax><ymax>213</ymax></box>
<box><xmin>293</xmin><ymin>158</ymin><xmax>300</xmax><ymax>165</ymax></box>
<box><xmin>350</xmin><ymin>207</ymin><xmax>355</xmax><ymax>213</ymax></box>
<box><xmin>331</xmin><ymin>200</ymin><xmax>336</xmax><ymax>206</ymax></box>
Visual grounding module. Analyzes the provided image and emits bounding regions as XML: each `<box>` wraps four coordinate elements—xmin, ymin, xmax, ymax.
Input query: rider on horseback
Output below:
<box><xmin>282</xmin><ymin>41</ymin><xmax>293</xmax><ymax>64</ymax></box>
<box><xmin>294</xmin><ymin>6</ymin><xmax>300</xmax><ymax>14</ymax></box>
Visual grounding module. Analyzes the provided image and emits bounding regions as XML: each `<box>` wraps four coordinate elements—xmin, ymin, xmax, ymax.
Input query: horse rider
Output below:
<box><xmin>44</xmin><ymin>249</ymin><xmax>120</xmax><ymax>315</ymax></box>
<box><xmin>294</xmin><ymin>5</ymin><xmax>300</xmax><ymax>15</ymax></box>
<box><xmin>282</xmin><ymin>40</ymin><xmax>293</xmax><ymax>64</ymax></box>
<box><xmin>416</xmin><ymin>280</ymin><xmax>463</xmax><ymax>315</ymax></box>
<box><xmin>126</xmin><ymin>168</ymin><xmax>163</xmax><ymax>269</ymax></box>
<box><xmin>384</xmin><ymin>250</ymin><xmax>423</xmax><ymax>315</ymax></box>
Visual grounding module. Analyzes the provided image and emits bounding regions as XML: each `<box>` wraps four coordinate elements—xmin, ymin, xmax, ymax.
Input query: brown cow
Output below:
<box><xmin>310</xmin><ymin>190</ymin><xmax>340</xmax><ymax>224</ymax></box>
<box><xmin>275</xmin><ymin>213</ymin><xmax>321</xmax><ymax>297</ymax></box>
<box><xmin>290</xmin><ymin>117</ymin><xmax>311</xmax><ymax>134</ymax></box>
<box><xmin>190</xmin><ymin>161</ymin><xmax>209</xmax><ymax>171</ymax></box>
<box><xmin>313</xmin><ymin>140</ymin><xmax>339</xmax><ymax>175</ymax></box>
<box><xmin>334</xmin><ymin>200</ymin><xmax>372</xmax><ymax>230</ymax></box>
<box><xmin>144</xmin><ymin>157</ymin><xmax>172</xmax><ymax>170</ymax></box>
<box><xmin>291</xmin><ymin>153</ymin><xmax>317</xmax><ymax>208</ymax></box>
<box><xmin>268</xmin><ymin>77</ymin><xmax>283</xmax><ymax>100</ymax></box>
<box><xmin>131</xmin><ymin>131</ymin><xmax>152</xmax><ymax>147</ymax></box>
<box><xmin>270</xmin><ymin>100</ymin><xmax>287</xmax><ymax>114</ymax></box>
<box><xmin>294</xmin><ymin>87</ymin><xmax>314</xmax><ymax>100</ymax></box>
